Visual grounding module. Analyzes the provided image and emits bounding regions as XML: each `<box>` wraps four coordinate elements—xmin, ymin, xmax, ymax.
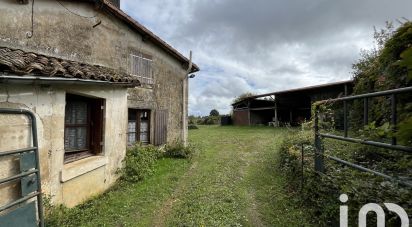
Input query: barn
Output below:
<box><xmin>232</xmin><ymin>80</ymin><xmax>353</xmax><ymax>126</ymax></box>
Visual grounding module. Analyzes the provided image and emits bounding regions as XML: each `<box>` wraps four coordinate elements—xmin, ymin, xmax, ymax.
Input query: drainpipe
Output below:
<box><xmin>182</xmin><ymin>51</ymin><xmax>193</xmax><ymax>145</ymax></box>
<box><xmin>274</xmin><ymin>96</ymin><xmax>279</xmax><ymax>127</ymax></box>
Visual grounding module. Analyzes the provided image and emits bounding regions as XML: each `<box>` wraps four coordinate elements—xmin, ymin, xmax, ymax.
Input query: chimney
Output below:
<box><xmin>107</xmin><ymin>0</ymin><xmax>120</xmax><ymax>8</ymax></box>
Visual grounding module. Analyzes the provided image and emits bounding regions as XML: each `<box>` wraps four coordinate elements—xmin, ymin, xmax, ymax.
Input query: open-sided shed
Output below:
<box><xmin>232</xmin><ymin>80</ymin><xmax>353</xmax><ymax>126</ymax></box>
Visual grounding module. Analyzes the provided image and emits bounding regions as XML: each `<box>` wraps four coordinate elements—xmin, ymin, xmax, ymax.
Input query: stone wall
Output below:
<box><xmin>0</xmin><ymin>84</ymin><xmax>128</xmax><ymax>207</ymax></box>
<box><xmin>0</xmin><ymin>0</ymin><xmax>188</xmax><ymax>144</ymax></box>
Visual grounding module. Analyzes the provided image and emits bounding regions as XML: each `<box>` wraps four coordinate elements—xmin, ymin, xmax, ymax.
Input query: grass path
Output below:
<box><xmin>47</xmin><ymin>126</ymin><xmax>310</xmax><ymax>226</ymax></box>
<box><xmin>157</xmin><ymin>126</ymin><xmax>309</xmax><ymax>226</ymax></box>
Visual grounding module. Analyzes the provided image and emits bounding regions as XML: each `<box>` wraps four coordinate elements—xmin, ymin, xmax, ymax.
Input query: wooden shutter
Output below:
<box><xmin>90</xmin><ymin>99</ymin><xmax>104</xmax><ymax>154</ymax></box>
<box><xmin>154</xmin><ymin>110</ymin><xmax>168</xmax><ymax>145</ymax></box>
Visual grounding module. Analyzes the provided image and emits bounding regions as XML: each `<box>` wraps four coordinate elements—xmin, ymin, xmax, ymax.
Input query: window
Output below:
<box><xmin>64</xmin><ymin>94</ymin><xmax>104</xmax><ymax>163</ymax></box>
<box><xmin>128</xmin><ymin>109</ymin><xmax>151</xmax><ymax>145</ymax></box>
<box><xmin>130</xmin><ymin>52</ymin><xmax>154</xmax><ymax>85</ymax></box>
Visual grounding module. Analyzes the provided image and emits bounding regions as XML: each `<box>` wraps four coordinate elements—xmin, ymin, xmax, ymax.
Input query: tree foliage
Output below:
<box><xmin>352</xmin><ymin>21</ymin><xmax>412</xmax><ymax>94</ymax></box>
<box><xmin>209</xmin><ymin>109</ymin><xmax>220</xmax><ymax>116</ymax></box>
<box><xmin>232</xmin><ymin>92</ymin><xmax>255</xmax><ymax>104</ymax></box>
<box><xmin>351</xmin><ymin>21</ymin><xmax>412</xmax><ymax>145</ymax></box>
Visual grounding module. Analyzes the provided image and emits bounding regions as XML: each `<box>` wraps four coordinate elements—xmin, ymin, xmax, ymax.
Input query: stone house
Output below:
<box><xmin>0</xmin><ymin>0</ymin><xmax>199</xmax><ymax>209</ymax></box>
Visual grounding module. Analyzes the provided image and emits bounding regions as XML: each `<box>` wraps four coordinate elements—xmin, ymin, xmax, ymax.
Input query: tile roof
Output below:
<box><xmin>0</xmin><ymin>47</ymin><xmax>140</xmax><ymax>85</ymax></box>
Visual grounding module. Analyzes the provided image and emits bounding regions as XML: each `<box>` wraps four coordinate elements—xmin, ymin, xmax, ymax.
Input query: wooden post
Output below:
<box><xmin>274</xmin><ymin>96</ymin><xmax>279</xmax><ymax>127</ymax></box>
<box><xmin>344</xmin><ymin>84</ymin><xmax>348</xmax><ymax>96</ymax></box>
<box><xmin>314</xmin><ymin>105</ymin><xmax>324</xmax><ymax>172</ymax></box>
<box><xmin>247</xmin><ymin>99</ymin><xmax>251</xmax><ymax>126</ymax></box>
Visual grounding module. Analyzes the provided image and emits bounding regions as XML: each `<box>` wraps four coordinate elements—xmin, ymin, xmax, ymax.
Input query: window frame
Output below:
<box><xmin>130</xmin><ymin>52</ymin><xmax>154</xmax><ymax>85</ymax></box>
<box><xmin>64</xmin><ymin>94</ymin><xmax>105</xmax><ymax>164</ymax></box>
<box><xmin>127</xmin><ymin>109</ymin><xmax>151</xmax><ymax>146</ymax></box>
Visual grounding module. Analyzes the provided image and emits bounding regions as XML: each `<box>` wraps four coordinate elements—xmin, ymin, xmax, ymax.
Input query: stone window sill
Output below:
<box><xmin>60</xmin><ymin>156</ymin><xmax>108</xmax><ymax>183</ymax></box>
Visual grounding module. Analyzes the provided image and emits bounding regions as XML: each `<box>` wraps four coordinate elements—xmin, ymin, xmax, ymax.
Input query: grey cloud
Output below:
<box><xmin>122</xmin><ymin>0</ymin><xmax>412</xmax><ymax>115</ymax></box>
<box><xmin>182</xmin><ymin>0</ymin><xmax>411</xmax><ymax>42</ymax></box>
<box><xmin>270</xmin><ymin>64</ymin><xmax>305</xmax><ymax>75</ymax></box>
<box><xmin>200</xmin><ymin>75</ymin><xmax>251</xmax><ymax>98</ymax></box>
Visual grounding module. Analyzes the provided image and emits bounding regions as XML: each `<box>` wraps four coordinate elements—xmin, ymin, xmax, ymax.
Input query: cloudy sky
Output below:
<box><xmin>121</xmin><ymin>0</ymin><xmax>412</xmax><ymax>116</ymax></box>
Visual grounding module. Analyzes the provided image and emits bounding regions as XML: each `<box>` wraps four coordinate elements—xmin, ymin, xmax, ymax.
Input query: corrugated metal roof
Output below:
<box><xmin>256</xmin><ymin>80</ymin><xmax>353</xmax><ymax>97</ymax></box>
<box><xmin>232</xmin><ymin>80</ymin><xmax>353</xmax><ymax>105</ymax></box>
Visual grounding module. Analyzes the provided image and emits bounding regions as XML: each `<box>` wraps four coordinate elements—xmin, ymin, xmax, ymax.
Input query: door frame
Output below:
<box><xmin>128</xmin><ymin>108</ymin><xmax>151</xmax><ymax>145</ymax></box>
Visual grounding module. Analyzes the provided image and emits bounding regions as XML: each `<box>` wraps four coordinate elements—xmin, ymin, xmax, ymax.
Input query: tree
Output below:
<box><xmin>351</xmin><ymin>21</ymin><xmax>412</xmax><ymax>144</ymax></box>
<box><xmin>209</xmin><ymin>109</ymin><xmax>219</xmax><ymax>116</ymax></box>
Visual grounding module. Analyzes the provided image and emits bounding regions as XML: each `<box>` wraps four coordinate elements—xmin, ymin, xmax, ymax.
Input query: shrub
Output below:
<box><xmin>188</xmin><ymin>124</ymin><xmax>199</xmax><ymax>130</ymax></box>
<box><xmin>164</xmin><ymin>140</ymin><xmax>195</xmax><ymax>159</ymax></box>
<box><xmin>199</xmin><ymin>116</ymin><xmax>220</xmax><ymax>125</ymax></box>
<box><xmin>120</xmin><ymin>144</ymin><xmax>160</xmax><ymax>182</ymax></box>
<box><xmin>117</xmin><ymin>141</ymin><xmax>196</xmax><ymax>182</ymax></box>
<box><xmin>351</xmin><ymin>22</ymin><xmax>412</xmax><ymax>145</ymax></box>
<box><xmin>188</xmin><ymin>115</ymin><xmax>197</xmax><ymax>125</ymax></box>
<box><xmin>278</xmin><ymin>130</ymin><xmax>412</xmax><ymax>226</ymax></box>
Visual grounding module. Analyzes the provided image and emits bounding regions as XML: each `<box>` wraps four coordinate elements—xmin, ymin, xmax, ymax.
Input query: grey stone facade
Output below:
<box><xmin>0</xmin><ymin>0</ymin><xmax>198</xmax><ymax>206</ymax></box>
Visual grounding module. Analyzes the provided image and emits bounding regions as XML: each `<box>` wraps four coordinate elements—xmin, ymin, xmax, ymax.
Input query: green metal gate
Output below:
<box><xmin>313</xmin><ymin>86</ymin><xmax>412</xmax><ymax>188</ymax></box>
<box><xmin>0</xmin><ymin>109</ymin><xmax>44</xmax><ymax>227</ymax></box>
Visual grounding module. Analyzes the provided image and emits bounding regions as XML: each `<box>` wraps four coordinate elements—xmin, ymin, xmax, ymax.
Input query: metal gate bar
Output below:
<box><xmin>0</xmin><ymin>109</ymin><xmax>44</xmax><ymax>227</ymax></box>
<box><xmin>320</xmin><ymin>133</ymin><xmax>412</xmax><ymax>153</ymax></box>
<box><xmin>0</xmin><ymin>169</ymin><xmax>38</xmax><ymax>185</ymax></box>
<box><xmin>314</xmin><ymin>86</ymin><xmax>412</xmax><ymax>188</ymax></box>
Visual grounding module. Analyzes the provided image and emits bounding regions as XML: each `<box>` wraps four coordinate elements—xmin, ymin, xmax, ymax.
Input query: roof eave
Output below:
<box><xmin>231</xmin><ymin>80</ymin><xmax>354</xmax><ymax>105</ymax></box>
<box><xmin>247</xmin><ymin>80</ymin><xmax>354</xmax><ymax>99</ymax></box>
<box><xmin>100</xmin><ymin>0</ymin><xmax>200</xmax><ymax>73</ymax></box>
<box><xmin>0</xmin><ymin>74</ymin><xmax>139</xmax><ymax>88</ymax></box>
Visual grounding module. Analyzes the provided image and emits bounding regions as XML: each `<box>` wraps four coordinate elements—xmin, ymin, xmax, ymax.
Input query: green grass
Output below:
<box><xmin>164</xmin><ymin>126</ymin><xmax>310</xmax><ymax>226</ymax></box>
<box><xmin>46</xmin><ymin>125</ymin><xmax>311</xmax><ymax>226</ymax></box>
<box><xmin>45</xmin><ymin>158</ymin><xmax>191</xmax><ymax>226</ymax></box>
